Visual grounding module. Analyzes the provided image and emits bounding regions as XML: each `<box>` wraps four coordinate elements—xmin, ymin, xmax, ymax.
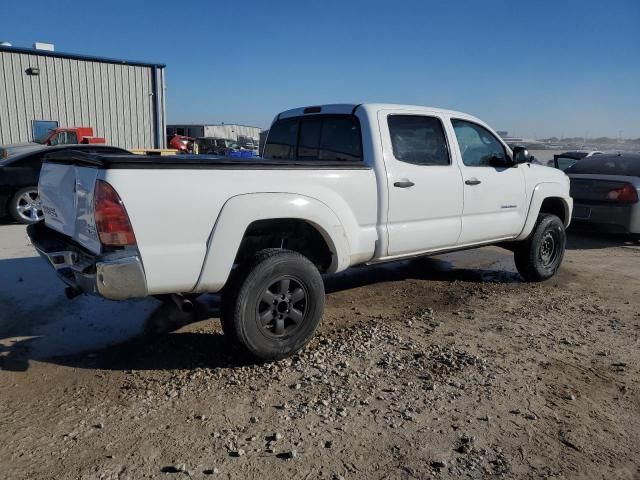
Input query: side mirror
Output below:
<box><xmin>512</xmin><ymin>146</ymin><xmax>529</xmax><ymax>165</ymax></box>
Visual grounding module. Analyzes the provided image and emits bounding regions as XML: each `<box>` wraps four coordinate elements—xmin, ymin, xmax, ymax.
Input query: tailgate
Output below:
<box><xmin>38</xmin><ymin>162</ymin><xmax>102</xmax><ymax>254</ymax></box>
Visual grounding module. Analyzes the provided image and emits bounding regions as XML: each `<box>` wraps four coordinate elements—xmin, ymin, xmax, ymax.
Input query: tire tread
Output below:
<box><xmin>221</xmin><ymin>248</ymin><xmax>324</xmax><ymax>360</ymax></box>
<box><xmin>514</xmin><ymin>213</ymin><xmax>565</xmax><ymax>282</ymax></box>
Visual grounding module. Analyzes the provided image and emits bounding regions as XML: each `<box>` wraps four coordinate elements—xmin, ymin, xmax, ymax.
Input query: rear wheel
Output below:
<box><xmin>9</xmin><ymin>187</ymin><xmax>43</xmax><ymax>224</ymax></box>
<box><xmin>221</xmin><ymin>249</ymin><xmax>325</xmax><ymax>360</ymax></box>
<box><xmin>514</xmin><ymin>213</ymin><xmax>566</xmax><ymax>281</ymax></box>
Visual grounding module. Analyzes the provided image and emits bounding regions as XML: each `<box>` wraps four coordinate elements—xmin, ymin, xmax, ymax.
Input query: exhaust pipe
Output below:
<box><xmin>170</xmin><ymin>294</ymin><xmax>194</xmax><ymax>313</ymax></box>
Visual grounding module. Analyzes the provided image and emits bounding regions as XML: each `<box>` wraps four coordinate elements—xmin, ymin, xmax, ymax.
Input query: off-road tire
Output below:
<box><xmin>221</xmin><ymin>248</ymin><xmax>325</xmax><ymax>360</ymax></box>
<box><xmin>514</xmin><ymin>213</ymin><xmax>566</xmax><ymax>282</ymax></box>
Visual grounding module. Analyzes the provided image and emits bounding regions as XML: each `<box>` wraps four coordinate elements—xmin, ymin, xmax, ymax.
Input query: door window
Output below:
<box><xmin>451</xmin><ymin>119</ymin><xmax>508</xmax><ymax>167</ymax></box>
<box><xmin>387</xmin><ymin>115</ymin><xmax>450</xmax><ymax>165</ymax></box>
<box><xmin>66</xmin><ymin>131</ymin><xmax>78</xmax><ymax>144</ymax></box>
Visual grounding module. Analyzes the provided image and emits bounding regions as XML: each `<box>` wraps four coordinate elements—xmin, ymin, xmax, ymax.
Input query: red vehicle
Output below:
<box><xmin>40</xmin><ymin>127</ymin><xmax>106</xmax><ymax>146</ymax></box>
<box><xmin>167</xmin><ymin>134</ymin><xmax>195</xmax><ymax>153</ymax></box>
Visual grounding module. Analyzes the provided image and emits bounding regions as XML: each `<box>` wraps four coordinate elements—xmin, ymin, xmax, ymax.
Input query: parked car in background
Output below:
<box><xmin>30</xmin><ymin>103</ymin><xmax>571</xmax><ymax>360</ymax></box>
<box><xmin>238</xmin><ymin>136</ymin><xmax>259</xmax><ymax>152</ymax></box>
<box><xmin>215</xmin><ymin>139</ymin><xmax>240</xmax><ymax>154</ymax></box>
<box><xmin>167</xmin><ymin>134</ymin><xmax>195</xmax><ymax>153</ymax></box>
<box><xmin>1</xmin><ymin>127</ymin><xmax>106</xmax><ymax>160</ymax></box>
<box><xmin>552</xmin><ymin>150</ymin><xmax>603</xmax><ymax>171</ymax></box>
<box><xmin>40</xmin><ymin>127</ymin><xmax>106</xmax><ymax>146</ymax></box>
<box><xmin>205</xmin><ymin>138</ymin><xmax>254</xmax><ymax>156</ymax></box>
<box><xmin>567</xmin><ymin>153</ymin><xmax>640</xmax><ymax>236</ymax></box>
<box><xmin>242</xmin><ymin>140</ymin><xmax>257</xmax><ymax>151</ymax></box>
<box><xmin>0</xmin><ymin>144</ymin><xmax>129</xmax><ymax>224</ymax></box>
<box><xmin>195</xmin><ymin>137</ymin><xmax>219</xmax><ymax>154</ymax></box>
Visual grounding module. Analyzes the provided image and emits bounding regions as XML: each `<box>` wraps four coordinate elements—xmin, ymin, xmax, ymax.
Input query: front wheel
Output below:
<box><xmin>221</xmin><ymin>249</ymin><xmax>325</xmax><ymax>360</ymax></box>
<box><xmin>514</xmin><ymin>213</ymin><xmax>566</xmax><ymax>281</ymax></box>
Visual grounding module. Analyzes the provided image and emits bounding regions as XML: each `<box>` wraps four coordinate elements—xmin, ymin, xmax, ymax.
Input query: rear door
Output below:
<box><xmin>381</xmin><ymin>110</ymin><xmax>464</xmax><ymax>256</ymax></box>
<box><xmin>449</xmin><ymin>118</ymin><xmax>526</xmax><ymax>244</ymax></box>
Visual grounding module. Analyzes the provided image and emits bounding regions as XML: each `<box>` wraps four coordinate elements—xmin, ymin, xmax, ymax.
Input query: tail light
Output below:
<box><xmin>94</xmin><ymin>180</ymin><xmax>136</xmax><ymax>246</ymax></box>
<box><xmin>606</xmin><ymin>183</ymin><xmax>639</xmax><ymax>204</ymax></box>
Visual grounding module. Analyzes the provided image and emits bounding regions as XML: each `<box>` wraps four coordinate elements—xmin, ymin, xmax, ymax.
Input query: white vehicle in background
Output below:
<box><xmin>29</xmin><ymin>103</ymin><xmax>572</xmax><ymax>360</ymax></box>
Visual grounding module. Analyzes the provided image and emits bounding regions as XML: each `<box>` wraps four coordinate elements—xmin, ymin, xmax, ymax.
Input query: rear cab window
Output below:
<box><xmin>264</xmin><ymin>115</ymin><xmax>362</xmax><ymax>162</ymax></box>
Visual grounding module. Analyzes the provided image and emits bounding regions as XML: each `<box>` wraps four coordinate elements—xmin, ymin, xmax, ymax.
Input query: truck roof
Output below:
<box><xmin>276</xmin><ymin>103</ymin><xmax>480</xmax><ymax>122</ymax></box>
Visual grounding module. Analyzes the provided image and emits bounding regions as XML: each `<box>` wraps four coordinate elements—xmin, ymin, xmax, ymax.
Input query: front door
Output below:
<box><xmin>449</xmin><ymin>118</ymin><xmax>526</xmax><ymax>245</ymax></box>
<box><xmin>382</xmin><ymin>111</ymin><xmax>464</xmax><ymax>257</ymax></box>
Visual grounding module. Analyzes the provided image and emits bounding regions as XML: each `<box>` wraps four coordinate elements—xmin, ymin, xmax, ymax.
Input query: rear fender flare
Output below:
<box><xmin>194</xmin><ymin>193</ymin><xmax>350</xmax><ymax>293</ymax></box>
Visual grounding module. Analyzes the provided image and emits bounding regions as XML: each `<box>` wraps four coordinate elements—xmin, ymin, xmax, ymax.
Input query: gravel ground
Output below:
<box><xmin>0</xmin><ymin>225</ymin><xmax>638</xmax><ymax>480</ymax></box>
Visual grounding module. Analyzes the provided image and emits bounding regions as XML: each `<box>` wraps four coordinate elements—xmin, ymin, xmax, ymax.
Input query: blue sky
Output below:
<box><xmin>2</xmin><ymin>0</ymin><xmax>639</xmax><ymax>137</ymax></box>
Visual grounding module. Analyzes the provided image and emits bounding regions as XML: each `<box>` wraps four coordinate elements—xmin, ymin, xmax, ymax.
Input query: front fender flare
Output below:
<box><xmin>515</xmin><ymin>183</ymin><xmax>573</xmax><ymax>241</ymax></box>
<box><xmin>193</xmin><ymin>193</ymin><xmax>351</xmax><ymax>293</ymax></box>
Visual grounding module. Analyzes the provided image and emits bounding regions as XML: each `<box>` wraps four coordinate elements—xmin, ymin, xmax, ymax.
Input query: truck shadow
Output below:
<box><xmin>0</xmin><ymin>253</ymin><xmax>522</xmax><ymax>373</ymax></box>
<box><xmin>325</xmin><ymin>255</ymin><xmax>521</xmax><ymax>294</ymax></box>
<box><xmin>2</xmin><ymin>231</ymin><xmax>633</xmax><ymax>372</ymax></box>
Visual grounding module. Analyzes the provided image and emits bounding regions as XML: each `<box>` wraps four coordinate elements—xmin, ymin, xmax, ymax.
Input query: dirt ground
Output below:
<box><xmin>0</xmin><ymin>226</ymin><xmax>639</xmax><ymax>480</ymax></box>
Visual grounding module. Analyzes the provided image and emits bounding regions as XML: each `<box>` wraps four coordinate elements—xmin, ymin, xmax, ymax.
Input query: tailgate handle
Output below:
<box><xmin>393</xmin><ymin>179</ymin><xmax>415</xmax><ymax>188</ymax></box>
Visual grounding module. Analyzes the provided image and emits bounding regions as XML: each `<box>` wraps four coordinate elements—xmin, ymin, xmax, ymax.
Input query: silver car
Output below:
<box><xmin>567</xmin><ymin>153</ymin><xmax>640</xmax><ymax>235</ymax></box>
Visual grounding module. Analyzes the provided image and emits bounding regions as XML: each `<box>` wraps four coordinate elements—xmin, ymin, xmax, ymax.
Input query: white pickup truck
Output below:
<box><xmin>29</xmin><ymin>103</ymin><xmax>572</xmax><ymax>360</ymax></box>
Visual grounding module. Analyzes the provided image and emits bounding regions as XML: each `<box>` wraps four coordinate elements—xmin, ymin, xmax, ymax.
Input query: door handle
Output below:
<box><xmin>465</xmin><ymin>178</ymin><xmax>481</xmax><ymax>186</ymax></box>
<box><xmin>393</xmin><ymin>179</ymin><xmax>415</xmax><ymax>188</ymax></box>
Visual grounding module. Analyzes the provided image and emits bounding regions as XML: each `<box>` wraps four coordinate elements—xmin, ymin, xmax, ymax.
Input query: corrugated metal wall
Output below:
<box><xmin>0</xmin><ymin>50</ymin><xmax>165</xmax><ymax>149</ymax></box>
<box><xmin>204</xmin><ymin>125</ymin><xmax>261</xmax><ymax>141</ymax></box>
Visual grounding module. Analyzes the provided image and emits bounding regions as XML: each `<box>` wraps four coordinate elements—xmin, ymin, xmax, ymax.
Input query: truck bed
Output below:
<box><xmin>38</xmin><ymin>149</ymin><xmax>379</xmax><ymax>294</ymax></box>
<box><xmin>43</xmin><ymin>150</ymin><xmax>371</xmax><ymax>170</ymax></box>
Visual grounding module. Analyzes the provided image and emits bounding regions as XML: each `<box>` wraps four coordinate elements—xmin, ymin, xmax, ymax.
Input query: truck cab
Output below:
<box><xmin>43</xmin><ymin>127</ymin><xmax>106</xmax><ymax>146</ymax></box>
<box><xmin>265</xmin><ymin>104</ymin><xmax>571</xmax><ymax>259</ymax></box>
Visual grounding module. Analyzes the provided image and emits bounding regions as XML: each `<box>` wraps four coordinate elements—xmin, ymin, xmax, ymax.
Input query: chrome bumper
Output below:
<box><xmin>27</xmin><ymin>223</ymin><xmax>148</xmax><ymax>300</ymax></box>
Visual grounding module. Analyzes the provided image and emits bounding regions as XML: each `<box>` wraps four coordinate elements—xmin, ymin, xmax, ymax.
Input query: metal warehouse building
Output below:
<box><xmin>167</xmin><ymin>123</ymin><xmax>262</xmax><ymax>142</ymax></box>
<box><xmin>0</xmin><ymin>44</ymin><xmax>166</xmax><ymax>149</ymax></box>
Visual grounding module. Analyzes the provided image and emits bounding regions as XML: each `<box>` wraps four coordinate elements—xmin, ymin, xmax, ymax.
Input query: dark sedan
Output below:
<box><xmin>1</xmin><ymin>144</ymin><xmax>129</xmax><ymax>224</ymax></box>
<box><xmin>567</xmin><ymin>153</ymin><xmax>640</xmax><ymax>236</ymax></box>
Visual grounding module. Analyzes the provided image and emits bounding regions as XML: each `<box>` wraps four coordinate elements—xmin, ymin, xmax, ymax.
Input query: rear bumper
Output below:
<box><xmin>571</xmin><ymin>202</ymin><xmax>639</xmax><ymax>234</ymax></box>
<box><xmin>27</xmin><ymin>222</ymin><xmax>148</xmax><ymax>300</ymax></box>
